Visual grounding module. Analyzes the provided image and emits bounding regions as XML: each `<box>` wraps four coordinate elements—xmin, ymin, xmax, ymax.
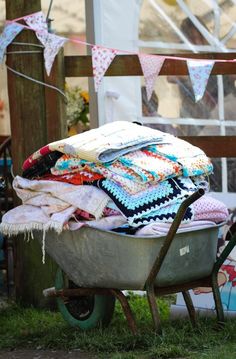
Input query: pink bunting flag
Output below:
<box><xmin>24</xmin><ymin>11</ymin><xmax>67</xmax><ymax>76</ymax></box>
<box><xmin>92</xmin><ymin>46</ymin><xmax>117</xmax><ymax>91</ymax></box>
<box><xmin>138</xmin><ymin>54</ymin><xmax>165</xmax><ymax>100</ymax></box>
<box><xmin>187</xmin><ymin>59</ymin><xmax>215</xmax><ymax>102</ymax></box>
<box><xmin>0</xmin><ymin>23</ymin><xmax>24</xmax><ymax>63</ymax></box>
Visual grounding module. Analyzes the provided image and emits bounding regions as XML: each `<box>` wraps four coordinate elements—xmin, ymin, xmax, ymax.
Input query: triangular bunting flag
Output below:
<box><xmin>138</xmin><ymin>54</ymin><xmax>165</xmax><ymax>100</ymax></box>
<box><xmin>92</xmin><ymin>46</ymin><xmax>117</xmax><ymax>91</ymax></box>
<box><xmin>38</xmin><ymin>33</ymin><xmax>68</xmax><ymax>76</ymax></box>
<box><xmin>187</xmin><ymin>59</ymin><xmax>215</xmax><ymax>102</ymax></box>
<box><xmin>24</xmin><ymin>11</ymin><xmax>67</xmax><ymax>76</ymax></box>
<box><xmin>24</xmin><ymin>11</ymin><xmax>48</xmax><ymax>34</ymax></box>
<box><xmin>0</xmin><ymin>23</ymin><xmax>24</xmax><ymax>63</ymax></box>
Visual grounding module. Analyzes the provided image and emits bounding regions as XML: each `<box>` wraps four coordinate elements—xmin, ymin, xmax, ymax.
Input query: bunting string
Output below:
<box><xmin>1</xmin><ymin>10</ymin><xmax>236</xmax><ymax>102</ymax></box>
<box><xmin>6</xmin><ymin>18</ymin><xmax>236</xmax><ymax>62</ymax></box>
<box><xmin>5</xmin><ymin>14</ymin><xmax>236</xmax><ymax>63</ymax></box>
<box><xmin>6</xmin><ymin>64</ymin><xmax>67</xmax><ymax>99</ymax></box>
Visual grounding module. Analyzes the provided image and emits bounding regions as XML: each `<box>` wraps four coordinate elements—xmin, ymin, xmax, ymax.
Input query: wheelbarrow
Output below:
<box><xmin>40</xmin><ymin>189</ymin><xmax>236</xmax><ymax>334</ymax></box>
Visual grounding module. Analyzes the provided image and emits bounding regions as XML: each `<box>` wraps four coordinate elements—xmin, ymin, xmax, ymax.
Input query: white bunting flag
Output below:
<box><xmin>187</xmin><ymin>59</ymin><xmax>215</xmax><ymax>102</ymax></box>
<box><xmin>24</xmin><ymin>11</ymin><xmax>67</xmax><ymax>76</ymax></box>
<box><xmin>24</xmin><ymin>11</ymin><xmax>48</xmax><ymax>34</ymax></box>
<box><xmin>92</xmin><ymin>46</ymin><xmax>117</xmax><ymax>91</ymax></box>
<box><xmin>38</xmin><ymin>33</ymin><xmax>67</xmax><ymax>76</ymax></box>
<box><xmin>0</xmin><ymin>23</ymin><xmax>24</xmax><ymax>63</ymax></box>
<box><xmin>138</xmin><ymin>54</ymin><xmax>165</xmax><ymax>100</ymax></box>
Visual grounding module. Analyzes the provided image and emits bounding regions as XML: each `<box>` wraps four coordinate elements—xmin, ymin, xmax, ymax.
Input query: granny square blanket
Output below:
<box><xmin>94</xmin><ymin>176</ymin><xmax>196</xmax><ymax>227</ymax></box>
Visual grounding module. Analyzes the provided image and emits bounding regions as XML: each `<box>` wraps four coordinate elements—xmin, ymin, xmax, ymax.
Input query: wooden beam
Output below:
<box><xmin>65</xmin><ymin>53</ymin><xmax>236</xmax><ymax>78</ymax></box>
<box><xmin>180</xmin><ymin>136</ymin><xmax>236</xmax><ymax>158</ymax></box>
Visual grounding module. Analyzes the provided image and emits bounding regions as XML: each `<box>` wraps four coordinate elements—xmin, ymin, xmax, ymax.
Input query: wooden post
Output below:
<box><xmin>85</xmin><ymin>0</ymin><xmax>99</xmax><ymax>129</ymax></box>
<box><xmin>5</xmin><ymin>0</ymin><xmax>66</xmax><ymax>306</ymax></box>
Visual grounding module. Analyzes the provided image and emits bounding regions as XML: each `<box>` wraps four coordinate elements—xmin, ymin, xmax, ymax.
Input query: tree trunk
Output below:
<box><xmin>5</xmin><ymin>0</ymin><xmax>67</xmax><ymax>307</ymax></box>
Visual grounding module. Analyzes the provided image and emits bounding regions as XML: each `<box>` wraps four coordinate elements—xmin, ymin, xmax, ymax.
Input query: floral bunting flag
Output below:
<box><xmin>24</xmin><ymin>11</ymin><xmax>48</xmax><ymax>34</ymax></box>
<box><xmin>39</xmin><ymin>33</ymin><xmax>67</xmax><ymax>76</ymax></box>
<box><xmin>24</xmin><ymin>11</ymin><xmax>67</xmax><ymax>76</ymax></box>
<box><xmin>92</xmin><ymin>46</ymin><xmax>117</xmax><ymax>91</ymax></box>
<box><xmin>138</xmin><ymin>54</ymin><xmax>165</xmax><ymax>100</ymax></box>
<box><xmin>187</xmin><ymin>59</ymin><xmax>215</xmax><ymax>102</ymax></box>
<box><xmin>0</xmin><ymin>23</ymin><xmax>24</xmax><ymax>63</ymax></box>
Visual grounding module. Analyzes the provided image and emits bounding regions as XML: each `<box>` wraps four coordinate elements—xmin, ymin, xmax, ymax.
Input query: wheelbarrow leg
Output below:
<box><xmin>110</xmin><ymin>289</ymin><xmax>137</xmax><ymax>335</ymax></box>
<box><xmin>146</xmin><ymin>285</ymin><xmax>162</xmax><ymax>334</ymax></box>
<box><xmin>211</xmin><ymin>273</ymin><xmax>225</xmax><ymax>328</ymax></box>
<box><xmin>182</xmin><ymin>291</ymin><xmax>197</xmax><ymax>327</ymax></box>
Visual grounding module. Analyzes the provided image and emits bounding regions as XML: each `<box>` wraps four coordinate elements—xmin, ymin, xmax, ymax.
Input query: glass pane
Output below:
<box><xmin>209</xmin><ymin>158</ymin><xmax>222</xmax><ymax>192</ymax></box>
<box><xmin>227</xmin><ymin>159</ymin><xmax>236</xmax><ymax>192</ymax></box>
<box><xmin>166</xmin><ymin>75</ymin><xmax>218</xmax><ymax>120</ymax></box>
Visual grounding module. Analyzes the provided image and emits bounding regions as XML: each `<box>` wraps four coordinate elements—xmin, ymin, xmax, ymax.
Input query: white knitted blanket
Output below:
<box><xmin>23</xmin><ymin>121</ymin><xmax>173</xmax><ymax>169</ymax></box>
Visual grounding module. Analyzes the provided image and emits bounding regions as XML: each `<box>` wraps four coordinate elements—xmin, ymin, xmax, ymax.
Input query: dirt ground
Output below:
<box><xmin>0</xmin><ymin>350</ymin><xmax>98</xmax><ymax>359</ymax></box>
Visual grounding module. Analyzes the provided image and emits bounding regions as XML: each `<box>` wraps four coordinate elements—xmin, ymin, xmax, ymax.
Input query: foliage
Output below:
<box><xmin>65</xmin><ymin>85</ymin><xmax>89</xmax><ymax>128</ymax></box>
<box><xmin>0</xmin><ymin>295</ymin><xmax>236</xmax><ymax>359</ymax></box>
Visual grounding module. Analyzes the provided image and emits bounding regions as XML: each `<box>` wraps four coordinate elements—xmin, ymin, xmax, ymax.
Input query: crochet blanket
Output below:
<box><xmin>193</xmin><ymin>195</ymin><xmax>229</xmax><ymax>223</ymax></box>
<box><xmin>51</xmin><ymin>149</ymin><xmax>182</xmax><ymax>184</ymax></box>
<box><xmin>50</xmin><ymin>142</ymin><xmax>211</xmax><ymax>190</ymax></box>
<box><xmin>144</xmin><ymin>141</ymin><xmax>213</xmax><ymax>177</ymax></box>
<box><xmin>23</xmin><ymin>121</ymin><xmax>173</xmax><ymax>170</ymax></box>
<box><xmin>94</xmin><ymin>176</ymin><xmax>196</xmax><ymax>227</ymax></box>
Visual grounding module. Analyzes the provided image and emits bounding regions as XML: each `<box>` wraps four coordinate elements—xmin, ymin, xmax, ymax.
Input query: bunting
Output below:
<box><xmin>92</xmin><ymin>46</ymin><xmax>117</xmax><ymax>91</ymax></box>
<box><xmin>38</xmin><ymin>33</ymin><xmax>67</xmax><ymax>76</ymax></box>
<box><xmin>187</xmin><ymin>59</ymin><xmax>215</xmax><ymax>102</ymax></box>
<box><xmin>0</xmin><ymin>23</ymin><xmax>23</xmax><ymax>63</ymax></box>
<box><xmin>138</xmin><ymin>54</ymin><xmax>165</xmax><ymax>100</ymax></box>
<box><xmin>24</xmin><ymin>11</ymin><xmax>67</xmax><ymax>76</ymax></box>
<box><xmin>1</xmin><ymin>10</ymin><xmax>233</xmax><ymax>99</ymax></box>
<box><xmin>24</xmin><ymin>11</ymin><xmax>48</xmax><ymax>34</ymax></box>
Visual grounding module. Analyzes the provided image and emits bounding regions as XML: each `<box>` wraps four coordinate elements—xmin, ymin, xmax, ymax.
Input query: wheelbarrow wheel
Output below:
<box><xmin>55</xmin><ymin>268</ymin><xmax>115</xmax><ymax>330</ymax></box>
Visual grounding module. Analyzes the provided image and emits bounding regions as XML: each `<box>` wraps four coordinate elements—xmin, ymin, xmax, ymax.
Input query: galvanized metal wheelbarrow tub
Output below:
<box><xmin>40</xmin><ymin>189</ymin><xmax>236</xmax><ymax>334</ymax></box>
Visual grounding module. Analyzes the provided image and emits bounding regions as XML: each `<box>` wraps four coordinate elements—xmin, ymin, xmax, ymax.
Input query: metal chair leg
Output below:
<box><xmin>182</xmin><ymin>291</ymin><xmax>197</xmax><ymax>327</ymax></box>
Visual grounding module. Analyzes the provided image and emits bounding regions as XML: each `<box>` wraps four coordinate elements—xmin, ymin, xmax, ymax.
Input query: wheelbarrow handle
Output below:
<box><xmin>145</xmin><ymin>188</ymin><xmax>205</xmax><ymax>289</ymax></box>
<box><xmin>213</xmin><ymin>222</ymin><xmax>236</xmax><ymax>274</ymax></box>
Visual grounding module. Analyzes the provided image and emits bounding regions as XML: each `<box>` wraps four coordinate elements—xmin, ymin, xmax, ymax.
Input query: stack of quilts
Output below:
<box><xmin>0</xmin><ymin>121</ymin><xmax>229</xmax><ymax>240</ymax></box>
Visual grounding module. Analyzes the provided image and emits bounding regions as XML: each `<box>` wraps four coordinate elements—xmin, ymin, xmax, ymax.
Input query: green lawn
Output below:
<box><xmin>0</xmin><ymin>294</ymin><xmax>236</xmax><ymax>359</ymax></box>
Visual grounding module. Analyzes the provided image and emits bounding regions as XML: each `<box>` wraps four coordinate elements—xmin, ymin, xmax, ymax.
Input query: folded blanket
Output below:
<box><xmin>94</xmin><ymin>176</ymin><xmax>196</xmax><ymax>226</ymax></box>
<box><xmin>0</xmin><ymin>204</ymin><xmax>76</xmax><ymax>236</ymax></box>
<box><xmin>23</xmin><ymin>121</ymin><xmax>173</xmax><ymax>170</ymax></box>
<box><xmin>13</xmin><ymin>176</ymin><xmax>110</xmax><ymax>220</ymax></box>
<box><xmin>193</xmin><ymin>195</ymin><xmax>229</xmax><ymax>223</ymax></box>
<box><xmin>135</xmin><ymin>220</ymin><xmax>216</xmax><ymax>237</ymax></box>
<box><xmin>22</xmin><ymin>151</ymin><xmax>62</xmax><ymax>179</ymax></box>
<box><xmin>145</xmin><ymin>140</ymin><xmax>213</xmax><ymax>177</ymax></box>
<box><xmin>51</xmin><ymin>149</ymin><xmax>182</xmax><ymax>185</ymax></box>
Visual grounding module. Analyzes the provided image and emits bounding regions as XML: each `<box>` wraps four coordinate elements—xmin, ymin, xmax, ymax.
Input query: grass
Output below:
<box><xmin>0</xmin><ymin>294</ymin><xmax>236</xmax><ymax>358</ymax></box>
